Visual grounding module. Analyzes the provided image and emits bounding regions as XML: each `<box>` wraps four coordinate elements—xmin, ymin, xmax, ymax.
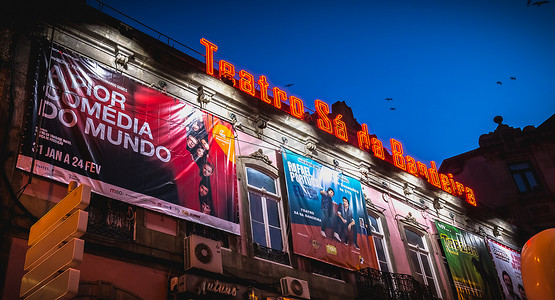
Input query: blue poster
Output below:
<box><xmin>282</xmin><ymin>149</ymin><xmax>377</xmax><ymax>270</ymax></box>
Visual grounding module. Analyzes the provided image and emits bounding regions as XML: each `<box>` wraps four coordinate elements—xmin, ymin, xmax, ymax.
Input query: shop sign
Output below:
<box><xmin>197</xmin><ymin>279</ymin><xmax>237</xmax><ymax>297</ymax></box>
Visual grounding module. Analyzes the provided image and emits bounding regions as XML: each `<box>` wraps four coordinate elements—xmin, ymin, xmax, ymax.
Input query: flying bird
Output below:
<box><xmin>510</xmin><ymin>76</ymin><xmax>516</xmax><ymax>80</ymax></box>
<box><xmin>496</xmin><ymin>81</ymin><xmax>503</xmax><ymax>85</ymax></box>
<box><xmin>390</xmin><ymin>107</ymin><xmax>396</xmax><ymax>111</ymax></box>
<box><xmin>284</xmin><ymin>84</ymin><xmax>294</xmax><ymax>87</ymax></box>
<box><xmin>385</xmin><ymin>98</ymin><xmax>393</xmax><ymax>101</ymax></box>
<box><xmin>532</xmin><ymin>1</ymin><xmax>549</xmax><ymax>6</ymax></box>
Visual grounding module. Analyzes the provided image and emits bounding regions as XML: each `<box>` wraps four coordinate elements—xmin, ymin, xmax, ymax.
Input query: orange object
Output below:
<box><xmin>521</xmin><ymin>228</ymin><xmax>555</xmax><ymax>300</ymax></box>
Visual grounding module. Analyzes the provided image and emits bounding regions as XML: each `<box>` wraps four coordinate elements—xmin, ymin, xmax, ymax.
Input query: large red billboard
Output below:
<box><xmin>17</xmin><ymin>44</ymin><xmax>239</xmax><ymax>234</ymax></box>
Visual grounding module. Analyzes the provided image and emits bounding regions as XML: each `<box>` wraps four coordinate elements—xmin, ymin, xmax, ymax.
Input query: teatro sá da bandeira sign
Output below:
<box><xmin>200</xmin><ymin>38</ymin><xmax>476</xmax><ymax>206</ymax></box>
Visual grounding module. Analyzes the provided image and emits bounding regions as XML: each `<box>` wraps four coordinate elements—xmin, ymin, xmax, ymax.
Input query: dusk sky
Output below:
<box><xmin>90</xmin><ymin>0</ymin><xmax>555</xmax><ymax>165</ymax></box>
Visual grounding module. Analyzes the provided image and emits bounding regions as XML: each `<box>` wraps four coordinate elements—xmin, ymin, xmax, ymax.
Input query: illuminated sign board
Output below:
<box><xmin>200</xmin><ymin>39</ymin><xmax>476</xmax><ymax>206</ymax></box>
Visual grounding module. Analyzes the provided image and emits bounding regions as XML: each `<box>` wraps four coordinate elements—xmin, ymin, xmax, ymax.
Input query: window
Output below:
<box><xmin>508</xmin><ymin>162</ymin><xmax>540</xmax><ymax>193</ymax></box>
<box><xmin>246</xmin><ymin>167</ymin><xmax>284</xmax><ymax>251</ymax></box>
<box><xmin>404</xmin><ymin>228</ymin><xmax>441</xmax><ymax>298</ymax></box>
<box><xmin>368</xmin><ymin>213</ymin><xmax>392</xmax><ymax>272</ymax></box>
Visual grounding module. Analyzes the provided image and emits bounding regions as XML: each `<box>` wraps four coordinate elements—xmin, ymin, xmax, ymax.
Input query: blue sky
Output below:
<box><xmin>92</xmin><ymin>0</ymin><xmax>555</xmax><ymax>164</ymax></box>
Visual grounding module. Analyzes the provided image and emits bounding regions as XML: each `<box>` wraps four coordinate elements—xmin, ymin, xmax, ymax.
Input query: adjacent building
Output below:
<box><xmin>440</xmin><ymin>114</ymin><xmax>555</xmax><ymax>244</ymax></box>
<box><xmin>0</xmin><ymin>1</ymin><xmax>527</xmax><ymax>299</ymax></box>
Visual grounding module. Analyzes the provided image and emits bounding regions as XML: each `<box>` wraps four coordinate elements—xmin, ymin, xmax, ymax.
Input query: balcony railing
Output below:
<box><xmin>356</xmin><ymin>268</ymin><xmax>436</xmax><ymax>300</ymax></box>
<box><xmin>253</xmin><ymin>243</ymin><xmax>290</xmax><ymax>265</ymax></box>
<box><xmin>86</xmin><ymin>195</ymin><xmax>135</xmax><ymax>242</ymax></box>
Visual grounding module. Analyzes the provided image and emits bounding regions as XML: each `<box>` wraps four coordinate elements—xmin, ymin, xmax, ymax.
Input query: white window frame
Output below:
<box><xmin>368</xmin><ymin>212</ymin><xmax>392</xmax><ymax>273</ymax></box>
<box><xmin>404</xmin><ymin>227</ymin><xmax>442</xmax><ymax>298</ymax></box>
<box><xmin>245</xmin><ymin>166</ymin><xmax>287</xmax><ymax>251</ymax></box>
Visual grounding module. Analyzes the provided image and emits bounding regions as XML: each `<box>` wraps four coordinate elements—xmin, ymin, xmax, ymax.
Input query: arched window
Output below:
<box><xmin>403</xmin><ymin>227</ymin><xmax>441</xmax><ymax>298</ymax></box>
<box><xmin>368</xmin><ymin>213</ymin><xmax>392</xmax><ymax>272</ymax></box>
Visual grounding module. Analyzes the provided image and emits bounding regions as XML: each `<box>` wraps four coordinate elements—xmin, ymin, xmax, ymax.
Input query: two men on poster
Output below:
<box><xmin>283</xmin><ymin>150</ymin><xmax>375</xmax><ymax>270</ymax></box>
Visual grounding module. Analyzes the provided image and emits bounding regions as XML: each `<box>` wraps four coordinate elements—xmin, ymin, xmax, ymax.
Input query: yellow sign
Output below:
<box><xmin>20</xmin><ymin>238</ymin><xmax>84</xmax><ymax>297</ymax></box>
<box><xmin>24</xmin><ymin>268</ymin><xmax>80</xmax><ymax>300</ymax></box>
<box><xmin>28</xmin><ymin>183</ymin><xmax>91</xmax><ymax>246</ymax></box>
<box><xmin>21</xmin><ymin>183</ymin><xmax>90</xmax><ymax>300</ymax></box>
<box><xmin>24</xmin><ymin>210</ymin><xmax>88</xmax><ymax>271</ymax></box>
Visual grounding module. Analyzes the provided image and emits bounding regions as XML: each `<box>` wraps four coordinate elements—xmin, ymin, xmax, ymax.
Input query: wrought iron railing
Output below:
<box><xmin>311</xmin><ymin>259</ymin><xmax>343</xmax><ymax>280</ymax></box>
<box><xmin>253</xmin><ymin>243</ymin><xmax>290</xmax><ymax>265</ymax></box>
<box><xmin>356</xmin><ymin>268</ymin><xmax>436</xmax><ymax>300</ymax></box>
<box><xmin>86</xmin><ymin>195</ymin><xmax>135</xmax><ymax>242</ymax></box>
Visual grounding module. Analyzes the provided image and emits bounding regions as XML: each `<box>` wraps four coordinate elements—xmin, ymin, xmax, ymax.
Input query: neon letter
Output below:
<box><xmin>465</xmin><ymin>187</ymin><xmax>477</xmax><ymax>206</ymax></box>
<box><xmin>439</xmin><ymin>174</ymin><xmax>452</xmax><ymax>194</ymax></box>
<box><xmin>218</xmin><ymin>60</ymin><xmax>236</xmax><ymax>85</ymax></box>
<box><xmin>239</xmin><ymin>70</ymin><xmax>255</xmax><ymax>96</ymax></box>
<box><xmin>315</xmin><ymin>100</ymin><xmax>332</xmax><ymax>134</ymax></box>
<box><xmin>272</xmin><ymin>87</ymin><xmax>287</xmax><ymax>109</ymax></box>
<box><xmin>289</xmin><ymin>96</ymin><xmax>304</xmax><ymax>119</ymax></box>
<box><xmin>417</xmin><ymin>161</ymin><xmax>429</xmax><ymax>180</ymax></box>
<box><xmin>428</xmin><ymin>161</ymin><xmax>441</xmax><ymax>188</ymax></box>
<box><xmin>334</xmin><ymin>115</ymin><xmax>348</xmax><ymax>142</ymax></box>
<box><xmin>390</xmin><ymin>139</ymin><xmax>406</xmax><ymax>171</ymax></box>
<box><xmin>455</xmin><ymin>182</ymin><xmax>465</xmax><ymax>196</ymax></box>
<box><xmin>258</xmin><ymin>76</ymin><xmax>271</xmax><ymax>104</ymax></box>
<box><xmin>371</xmin><ymin>138</ymin><xmax>385</xmax><ymax>160</ymax></box>
<box><xmin>448</xmin><ymin>174</ymin><xmax>458</xmax><ymax>196</ymax></box>
<box><xmin>358</xmin><ymin>124</ymin><xmax>371</xmax><ymax>150</ymax></box>
<box><xmin>200</xmin><ymin>38</ymin><xmax>217</xmax><ymax>76</ymax></box>
<box><xmin>406</xmin><ymin>156</ymin><xmax>417</xmax><ymax>175</ymax></box>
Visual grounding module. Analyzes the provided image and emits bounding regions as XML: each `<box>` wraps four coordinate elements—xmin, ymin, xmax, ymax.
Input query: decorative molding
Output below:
<box><xmin>114</xmin><ymin>45</ymin><xmax>133</xmax><ymax>69</ymax></box>
<box><xmin>433</xmin><ymin>198</ymin><xmax>442</xmax><ymax>210</ymax></box>
<box><xmin>304</xmin><ymin>138</ymin><xmax>318</xmax><ymax>158</ymax></box>
<box><xmin>198</xmin><ymin>85</ymin><xmax>216</xmax><ymax>108</ymax></box>
<box><xmin>403</xmin><ymin>183</ymin><xmax>413</xmax><ymax>197</ymax></box>
<box><xmin>405</xmin><ymin>212</ymin><xmax>418</xmax><ymax>224</ymax></box>
<box><xmin>254</xmin><ymin>114</ymin><xmax>270</xmax><ymax>138</ymax></box>
<box><xmin>240</xmin><ymin>149</ymin><xmax>272</xmax><ymax>166</ymax></box>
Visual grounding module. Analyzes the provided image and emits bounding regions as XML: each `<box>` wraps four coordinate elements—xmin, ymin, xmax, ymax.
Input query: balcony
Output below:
<box><xmin>86</xmin><ymin>195</ymin><xmax>135</xmax><ymax>242</ymax></box>
<box><xmin>356</xmin><ymin>268</ymin><xmax>436</xmax><ymax>300</ymax></box>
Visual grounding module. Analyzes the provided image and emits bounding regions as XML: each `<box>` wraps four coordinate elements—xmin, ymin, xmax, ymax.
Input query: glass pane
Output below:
<box><xmin>269</xmin><ymin>227</ymin><xmax>283</xmax><ymax>251</ymax></box>
<box><xmin>525</xmin><ymin>171</ymin><xmax>539</xmax><ymax>189</ymax></box>
<box><xmin>267</xmin><ymin>199</ymin><xmax>280</xmax><ymax>228</ymax></box>
<box><xmin>413</xmin><ymin>272</ymin><xmax>424</xmax><ymax>284</ymax></box>
<box><xmin>247</xmin><ymin>168</ymin><xmax>276</xmax><ymax>194</ymax></box>
<box><xmin>373</xmin><ymin>237</ymin><xmax>387</xmax><ymax>261</ymax></box>
<box><xmin>249</xmin><ymin>192</ymin><xmax>263</xmax><ymax>222</ymax></box>
<box><xmin>420</xmin><ymin>253</ymin><xmax>432</xmax><ymax>277</ymax></box>
<box><xmin>513</xmin><ymin>174</ymin><xmax>528</xmax><ymax>192</ymax></box>
<box><xmin>509</xmin><ymin>163</ymin><xmax>528</xmax><ymax>170</ymax></box>
<box><xmin>409</xmin><ymin>250</ymin><xmax>422</xmax><ymax>274</ymax></box>
<box><xmin>379</xmin><ymin>261</ymin><xmax>390</xmax><ymax>273</ymax></box>
<box><xmin>426</xmin><ymin>276</ymin><xmax>438</xmax><ymax>296</ymax></box>
<box><xmin>252</xmin><ymin>221</ymin><xmax>267</xmax><ymax>247</ymax></box>
<box><xmin>405</xmin><ymin>229</ymin><xmax>425</xmax><ymax>248</ymax></box>
<box><xmin>369</xmin><ymin>215</ymin><xmax>379</xmax><ymax>233</ymax></box>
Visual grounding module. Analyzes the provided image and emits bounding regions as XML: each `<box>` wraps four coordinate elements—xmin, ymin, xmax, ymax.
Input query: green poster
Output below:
<box><xmin>435</xmin><ymin>221</ymin><xmax>502</xmax><ymax>300</ymax></box>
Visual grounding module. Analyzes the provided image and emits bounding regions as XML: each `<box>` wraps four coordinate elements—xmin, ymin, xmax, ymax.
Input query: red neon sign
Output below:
<box><xmin>199</xmin><ymin>38</ymin><xmax>477</xmax><ymax>206</ymax></box>
<box><xmin>315</xmin><ymin>100</ymin><xmax>333</xmax><ymax>134</ymax></box>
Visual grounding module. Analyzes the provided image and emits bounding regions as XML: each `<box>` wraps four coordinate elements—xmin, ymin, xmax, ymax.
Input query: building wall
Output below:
<box><xmin>0</xmin><ymin>1</ymin><xmax>522</xmax><ymax>300</ymax></box>
<box><xmin>440</xmin><ymin>118</ymin><xmax>555</xmax><ymax>243</ymax></box>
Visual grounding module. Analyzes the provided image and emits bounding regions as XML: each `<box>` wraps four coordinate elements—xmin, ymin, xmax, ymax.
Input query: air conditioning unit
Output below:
<box><xmin>184</xmin><ymin>235</ymin><xmax>223</xmax><ymax>274</ymax></box>
<box><xmin>281</xmin><ymin>277</ymin><xmax>310</xmax><ymax>299</ymax></box>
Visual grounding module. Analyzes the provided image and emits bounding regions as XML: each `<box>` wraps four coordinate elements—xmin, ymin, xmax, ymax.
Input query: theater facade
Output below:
<box><xmin>0</xmin><ymin>1</ymin><xmax>525</xmax><ymax>299</ymax></box>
